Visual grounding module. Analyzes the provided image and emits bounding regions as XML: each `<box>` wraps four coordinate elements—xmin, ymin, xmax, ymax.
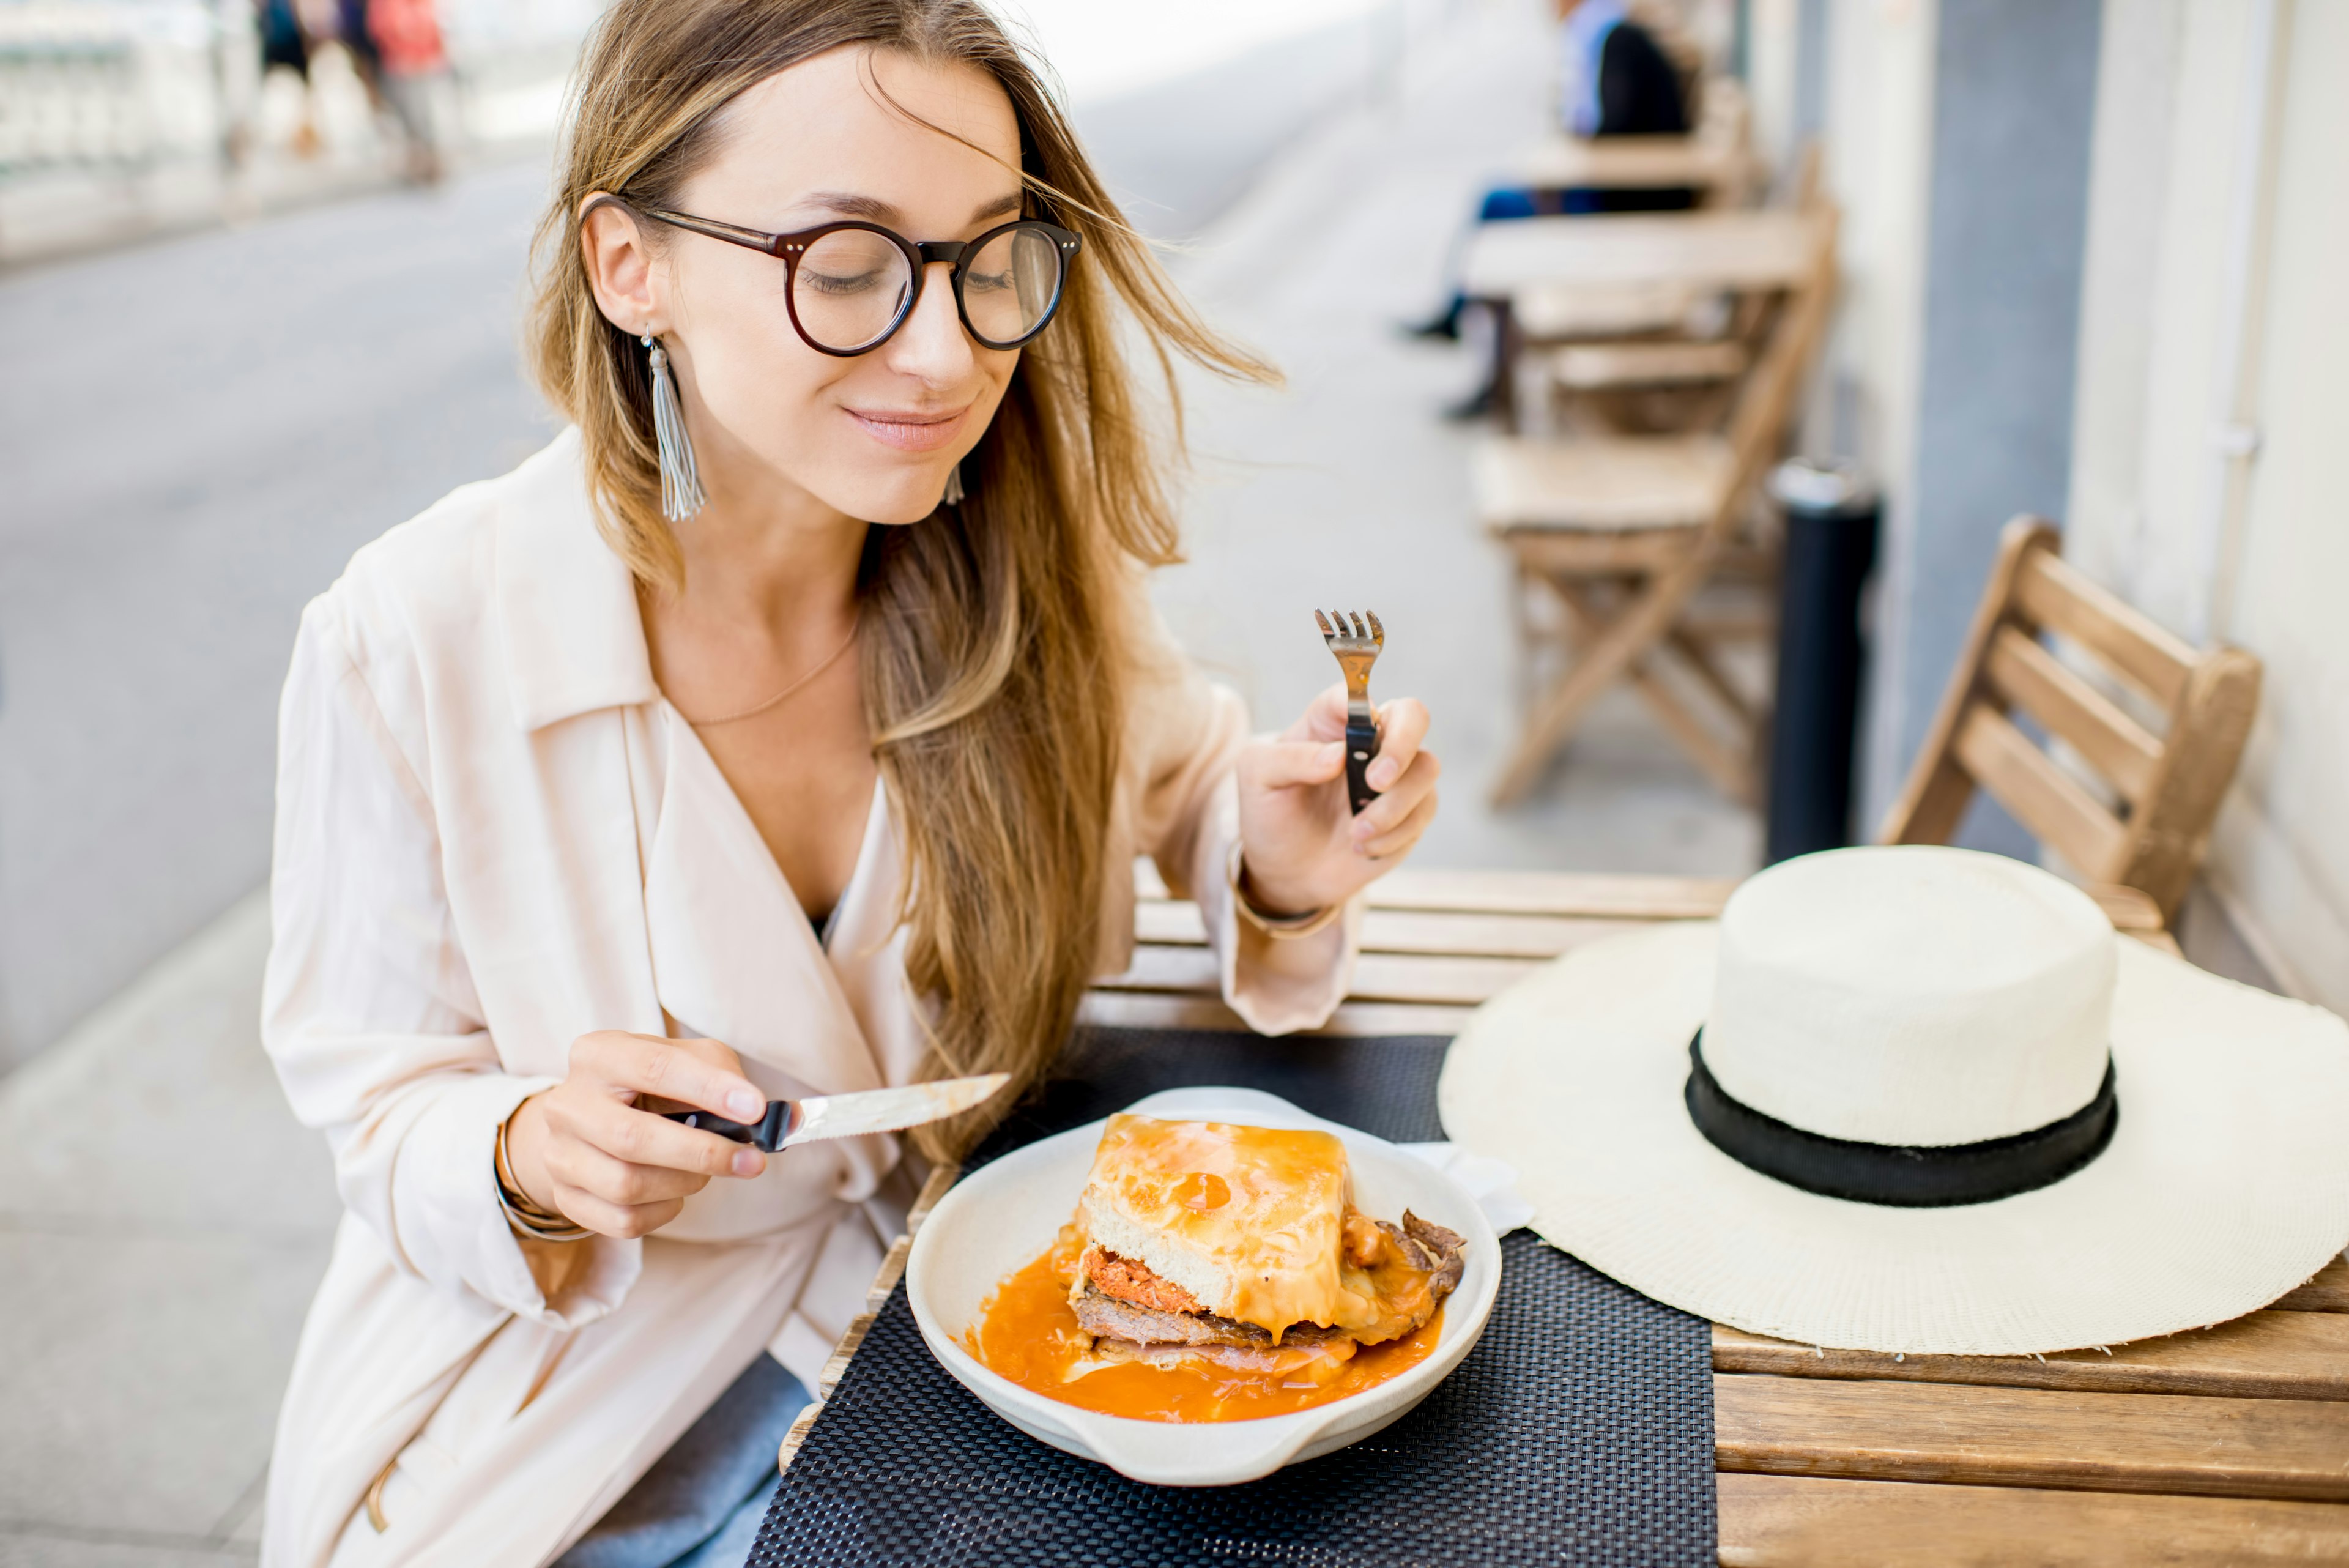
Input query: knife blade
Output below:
<box><xmin>659</xmin><ymin>1072</ymin><xmax>1010</xmax><ymax>1154</ymax></box>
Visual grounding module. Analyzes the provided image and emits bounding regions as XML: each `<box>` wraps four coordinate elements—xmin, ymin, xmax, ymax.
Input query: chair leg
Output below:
<box><xmin>1490</xmin><ymin>540</ymin><xmax>1723</xmax><ymax>807</ymax></box>
<box><xmin>1553</xmin><ymin>580</ymin><xmax>1755</xmax><ymax>803</ymax></box>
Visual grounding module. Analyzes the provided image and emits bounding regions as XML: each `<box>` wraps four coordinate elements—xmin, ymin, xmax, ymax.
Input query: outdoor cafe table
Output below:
<box><xmin>1460</xmin><ymin>209</ymin><xmax>1820</xmax><ymax>302</ymax></box>
<box><xmin>1506</xmin><ymin>134</ymin><xmax>1750</xmax><ymax>203</ymax></box>
<box><xmin>780</xmin><ymin>868</ymin><xmax>2349</xmax><ymax>1566</ymax></box>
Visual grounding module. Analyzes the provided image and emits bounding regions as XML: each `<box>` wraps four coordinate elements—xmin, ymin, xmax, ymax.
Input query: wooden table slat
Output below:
<box><xmin>1100</xmin><ymin>943</ymin><xmax>1544</xmax><ymax>1007</ymax></box>
<box><xmin>1133</xmin><ymin>898</ymin><xmax>1658</xmax><ymax>960</ymax></box>
<box><xmin>1128</xmin><ymin>859</ymin><xmax>1737</xmax><ymax>920</ymax></box>
<box><xmin>1714</xmin><ymin>1308</ymin><xmax>2349</xmax><ymax>1402</ymax></box>
<box><xmin>1718</xmin><ymin>1473</ymin><xmax>2349</xmax><ymax>1567</ymax></box>
<box><xmin>2273</xmin><ymin>1255</ymin><xmax>2349</xmax><ymax>1312</ymax></box>
<box><xmin>1076</xmin><ymin>989</ymin><xmax>1475</xmax><ymax>1038</ymax></box>
<box><xmin>1716</xmin><ymin>1373</ymin><xmax>2349</xmax><ymax>1503</ymax></box>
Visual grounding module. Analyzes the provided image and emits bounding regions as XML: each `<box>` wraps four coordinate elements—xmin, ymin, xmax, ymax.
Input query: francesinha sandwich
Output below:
<box><xmin>1069</xmin><ymin>1114</ymin><xmax>1466</xmax><ymax>1376</ymax></box>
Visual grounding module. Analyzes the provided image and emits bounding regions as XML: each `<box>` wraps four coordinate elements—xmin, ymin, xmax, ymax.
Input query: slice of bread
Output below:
<box><xmin>1075</xmin><ymin>1115</ymin><xmax>1370</xmax><ymax>1337</ymax></box>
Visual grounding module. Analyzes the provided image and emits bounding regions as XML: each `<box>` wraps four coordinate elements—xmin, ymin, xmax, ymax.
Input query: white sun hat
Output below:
<box><xmin>1439</xmin><ymin>845</ymin><xmax>2349</xmax><ymax>1354</ymax></box>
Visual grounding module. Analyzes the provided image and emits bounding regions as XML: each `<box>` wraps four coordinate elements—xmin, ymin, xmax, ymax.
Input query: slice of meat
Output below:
<box><xmin>1093</xmin><ymin>1335</ymin><xmax>1359</xmax><ymax>1380</ymax></box>
<box><xmin>1404</xmin><ymin>1212</ymin><xmax>1468</xmax><ymax>1299</ymax></box>
<box><xmin>1083</xmin><ymin>1249</ymin><xmax>1204</xmax><ymax>1315</ymax></box>
<box><xmin>1070</xmin><ymin>1283</ymin><xmax>1350</xmax><ymax>1350</ymax></box>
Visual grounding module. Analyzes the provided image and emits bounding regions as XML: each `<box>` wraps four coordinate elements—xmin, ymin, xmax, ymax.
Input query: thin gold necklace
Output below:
<box><xmin>677</xmin><ymin>615</ymin><xmax>859</xmax><ymax>727</ymax></box>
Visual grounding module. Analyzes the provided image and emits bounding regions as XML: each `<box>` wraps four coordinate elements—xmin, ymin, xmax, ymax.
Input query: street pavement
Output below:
<box><xmin>0</xmin><ymin>6</ymin><xmax>1756</xmax><ymax>1562</ymax></box>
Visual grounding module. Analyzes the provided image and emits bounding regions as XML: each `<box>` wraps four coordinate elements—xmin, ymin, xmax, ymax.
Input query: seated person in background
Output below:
<box><xmin>1408</xmin><ymin>0</ymin><xmax>1698</xmax><ymax>373</ymax></box>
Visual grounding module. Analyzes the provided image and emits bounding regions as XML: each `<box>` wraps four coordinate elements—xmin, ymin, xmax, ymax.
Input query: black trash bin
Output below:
<box><xmin>1765</xmin><ymin>459</ymin><xmax>1880</xmax><ymax>864</ymax></box>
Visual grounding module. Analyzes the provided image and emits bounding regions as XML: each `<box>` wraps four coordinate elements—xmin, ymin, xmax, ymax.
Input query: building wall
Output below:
<box><xmin>2067</xmin><ymin>0</ymin><xmax>2349</xmax><ymax>1008</ymax></box>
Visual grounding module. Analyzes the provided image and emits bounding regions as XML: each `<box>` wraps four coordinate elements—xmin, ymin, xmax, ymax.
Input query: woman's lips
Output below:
<box><xmin>844</xmin><ymin>403</ymin><xmax>971</xmax><ymax>453</ymax></box>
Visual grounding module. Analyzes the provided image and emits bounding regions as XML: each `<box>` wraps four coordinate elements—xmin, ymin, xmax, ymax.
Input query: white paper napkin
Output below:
<box><xmin>1398</xmin><ymin>1142</ymin><xmax>1535</xmax><ymax>1236</ymax></box>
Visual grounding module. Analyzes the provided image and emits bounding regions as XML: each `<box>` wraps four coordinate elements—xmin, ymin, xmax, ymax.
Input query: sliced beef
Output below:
<box><xmin>1403</xmin><ymin>1211</ymin><xmax>1468</xmax><ymax>1299</ymax></box>
<box><xmin>1070</xmin><ymin>1283</ymin><xmax>1349</xmax><ymax>1350</ymax></box>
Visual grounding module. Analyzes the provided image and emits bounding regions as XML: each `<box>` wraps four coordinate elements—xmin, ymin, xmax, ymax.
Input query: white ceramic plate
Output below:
<box><xmin>905</xmin><ymin>1087</ymin><xmax>1504</xmax><ymax>1487</ymax></box>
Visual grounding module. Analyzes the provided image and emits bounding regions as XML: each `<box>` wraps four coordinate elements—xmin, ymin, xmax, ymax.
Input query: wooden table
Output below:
<box><xmin>1508</xmin><ymin>133</ymin><xmax>1751</xmax><ymax>198</ymax></box>
<box><xmin>1462</xmin><ymin>209</ymin><xmax>1822</xmax><ymax>302</ymax></box>
<box><xmin>792</xmin><ymin>869</ymin><xmax>2349</xmax><ymax>1566</ymax></box>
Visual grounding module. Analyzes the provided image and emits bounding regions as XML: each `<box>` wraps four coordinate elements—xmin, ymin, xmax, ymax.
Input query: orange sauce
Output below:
<box><xmin>964</xmin><ymin>1227</ymin><xmax>1444</xmax><ymax>1424</ymax></box>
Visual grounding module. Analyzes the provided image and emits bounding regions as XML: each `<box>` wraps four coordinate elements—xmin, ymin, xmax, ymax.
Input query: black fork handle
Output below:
<box><xmin>1345</xmin><ymin>715</ymin><xmax>1381</xmax><ymax>815</ymax></box>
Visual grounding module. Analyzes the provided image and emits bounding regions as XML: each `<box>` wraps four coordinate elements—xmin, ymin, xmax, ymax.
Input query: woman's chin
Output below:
<box><xmin>836</xmin><ymin>471</ymin><xmax>959</xmax><ymax>527</ymax></box>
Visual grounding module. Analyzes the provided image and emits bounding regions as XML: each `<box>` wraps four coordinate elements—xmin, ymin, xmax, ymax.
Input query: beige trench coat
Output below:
<box><xmin>258</xmin><ymin>430</ymin><xmax>1360</xmax><ymax>1566</ymax></box>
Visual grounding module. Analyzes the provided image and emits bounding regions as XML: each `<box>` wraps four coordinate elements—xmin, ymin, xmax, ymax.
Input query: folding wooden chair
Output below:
<box><xmin>1477</xmin><ymin>204</ymin><xmax>1839</xmax><ymax>807</ymax></box>
<box><xmin>1881</xmin><ymin>518</ymin><xmax>2262</xmax><ymax>922</ymax></box>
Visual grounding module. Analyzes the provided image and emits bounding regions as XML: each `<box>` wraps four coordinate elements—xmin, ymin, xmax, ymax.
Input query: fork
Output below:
<box><xmin>1315</xmin><ymin>609</ymin><xmax>1384</xmax><ymax>814</ymax></box>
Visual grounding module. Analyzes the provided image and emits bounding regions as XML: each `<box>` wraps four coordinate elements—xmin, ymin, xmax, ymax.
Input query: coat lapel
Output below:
<box><xmin>642</xmin><ymin>708</ymin><xmax>885</xmax><ymax>1098</ymax></box>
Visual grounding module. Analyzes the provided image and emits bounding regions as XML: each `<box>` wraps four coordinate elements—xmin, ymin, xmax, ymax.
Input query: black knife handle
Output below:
<box><xmin>1345</xmin><ymin>715</ymin><xmax>1381</xmax><ymax>816</ymax></box>
<box><xmin>664</xmin><ymin>1101</ymin><xmax>791</xmax><ymax>1153</ymax></box>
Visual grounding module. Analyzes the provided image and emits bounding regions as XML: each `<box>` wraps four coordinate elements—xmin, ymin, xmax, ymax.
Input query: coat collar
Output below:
<box><xmin>494</xmin><ymin>429</ymin><xmax>660</xmax><ymax>732</ymax></box>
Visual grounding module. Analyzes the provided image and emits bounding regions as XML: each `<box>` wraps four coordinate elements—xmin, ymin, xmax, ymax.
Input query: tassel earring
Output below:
<box><xmin>642</xmin><ymin>333</ymin><xmax>705</xmax><ymax>522</ymax></box>
<box><xmin>941</xmin><ymin>462</ymin><xmax>966</xmax><ymax>508</ymax></box>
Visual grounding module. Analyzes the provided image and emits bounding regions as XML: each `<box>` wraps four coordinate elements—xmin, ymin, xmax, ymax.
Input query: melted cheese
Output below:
<box><xmin>1078</xmin><ymin>1115</ymin><xmax>1373</xmax><ymax>1336</ymax></box>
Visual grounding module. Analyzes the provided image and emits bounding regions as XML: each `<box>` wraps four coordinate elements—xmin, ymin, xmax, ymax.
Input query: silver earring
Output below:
<box><xmin>642</xmin><ymin>333</ymin><xmax>705</xmax><ymax>521</ymax></box>
<box><xmin>941</xmin><ymin>462</ymin><xmax>966</xmax><ymax>508</ymax></box>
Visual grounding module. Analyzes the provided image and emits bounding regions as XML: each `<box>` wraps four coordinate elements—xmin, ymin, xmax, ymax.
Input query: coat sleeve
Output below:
<box><xmin>261</xmin><ymin>593</ymin><xmax>639</xmax><ymax>1326</ymax></box>
<box><xmin>1124</xmin><ymin>595</ymin><xmax>1362</xmax><ymax>1035</ymax></box>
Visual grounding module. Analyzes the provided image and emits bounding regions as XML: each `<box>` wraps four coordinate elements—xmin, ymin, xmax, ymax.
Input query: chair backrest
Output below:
<box><xmin>1707</xmin><ymin>203</ymin><xmax>1839</xmax><ymax>535</ymax></box>
<box><xmin>1880</xmin><ymin>518</ymin><xmax>2262</xmax><ymax>920</ymax></box>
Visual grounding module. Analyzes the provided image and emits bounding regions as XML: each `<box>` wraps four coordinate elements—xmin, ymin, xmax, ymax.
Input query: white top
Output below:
<box><xmin>258</xmin><ymin>431</ymin><xmax>1360</xmax><ymax>1566</ymax></box>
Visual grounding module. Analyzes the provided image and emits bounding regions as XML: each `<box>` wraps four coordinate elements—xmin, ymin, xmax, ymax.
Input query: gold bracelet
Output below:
<box><xmin>495</xmin><ymin>1107</ymin><xmax>592</xmax><ymax>1243</ymax></box>
<box><xmin>1226</xmin><ymin>842</ymin><xmax>1345</xmax><ymax>940</ymax></box>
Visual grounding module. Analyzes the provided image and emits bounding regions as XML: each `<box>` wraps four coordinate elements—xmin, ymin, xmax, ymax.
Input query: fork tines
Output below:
<box><xmin>1314</xmin><ymin>609</ymin><xmax>1384</xmax><ymax>647</ymax></box>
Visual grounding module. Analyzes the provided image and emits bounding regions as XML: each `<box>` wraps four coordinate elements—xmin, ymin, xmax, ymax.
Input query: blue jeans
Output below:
<box><xmin>555</xmin><ymin>1354</ymin><xmax>811</xmax><ymax>1568</ymax></box>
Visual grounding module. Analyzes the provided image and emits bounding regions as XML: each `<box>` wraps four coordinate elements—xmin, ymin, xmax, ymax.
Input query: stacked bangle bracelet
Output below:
<box><xmin>1226</xmin><ymin>842</ymin><xmax>1345</xmax><ymax>940</ymax></box>
<box><xmin>494</xmin><ymin>1108</ymin><xmax>592</xmax><ymax>1243</ymax></box>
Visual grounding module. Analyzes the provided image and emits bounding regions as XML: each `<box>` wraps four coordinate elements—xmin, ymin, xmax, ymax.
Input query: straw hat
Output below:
<box><xmin>1439</xmin><ymin>845</ymin><xmax>2349</xmax><ymax>1354</ymax></box>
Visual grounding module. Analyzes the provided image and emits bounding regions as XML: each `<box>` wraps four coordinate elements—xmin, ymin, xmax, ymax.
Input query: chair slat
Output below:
<box><xmin>1982</xmin><ymin>626</ymin><xmax>2165</xmax><ymax>803</ymax></box>
<box><xmin>1718</xmin><ymin>1474</ymin><xmax>2349</xmax><ymax>1567</ymax></box>
<box><xmin>1714</xmin><ymin>1310</ymin><xmax>2349</xmax><ymax>1402</ymax></box>
<box><xmin>1716</xmin><ymin>1375</ymin><xmax>2349</xmax><ymax>1501</ymax></box>
<box><xmin>2014</xmin><ymin>551</ymin><xmax>2195</xmax><ymax>710</ymax></box>
<box><xmin>1951</xmin><ymin>705</ymin><xmax>2131</xmax><ymax>879</ymax></box>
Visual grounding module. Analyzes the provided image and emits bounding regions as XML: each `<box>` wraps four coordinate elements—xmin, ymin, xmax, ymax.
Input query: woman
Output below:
<box><xmin>260</xmin><ymin>1</ymin><xmax>1439</xmax><ymax>1562</ymax></box>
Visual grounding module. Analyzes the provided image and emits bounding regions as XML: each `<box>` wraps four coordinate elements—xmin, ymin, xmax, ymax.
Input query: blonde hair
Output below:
<box><xmin>528</xmin><ymin>0</ymin><xmax>1273</xmax><ymax>1156</ymax></box>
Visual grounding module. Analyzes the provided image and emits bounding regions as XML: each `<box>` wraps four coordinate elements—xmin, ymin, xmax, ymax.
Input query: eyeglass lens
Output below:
<box><xmin>790</xmin><ymin>225</ymin><xmax>1064</xmax><ymax>353</ymax></box>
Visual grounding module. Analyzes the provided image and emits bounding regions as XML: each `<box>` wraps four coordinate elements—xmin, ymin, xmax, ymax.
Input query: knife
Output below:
<box><xmin>659</xmin><ymin>1072</ymin><xmax>1011</xmax><ymax>1154</ymax></box>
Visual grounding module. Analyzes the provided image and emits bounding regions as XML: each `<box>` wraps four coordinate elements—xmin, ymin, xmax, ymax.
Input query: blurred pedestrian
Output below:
<box><xmin>1406</xmin><ymin>0</ymin><xmax>1699</xmax><ymax>418</ymax></box>
<box><xmin>366</xmin><ymin>0</ymin><xmax>450</xmax><ymax>182</ymax></box>
<box><xmin>254</xmin><ymin>0</ymin><xmax>322</xmax><ymax>158</ymax></box>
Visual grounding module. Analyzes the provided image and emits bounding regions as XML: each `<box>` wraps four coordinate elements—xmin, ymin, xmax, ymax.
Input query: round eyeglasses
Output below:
<box><xmin>587</xmin><ymin>196</ymin><xmax>1081</xmax><ymax>357</ymax></box>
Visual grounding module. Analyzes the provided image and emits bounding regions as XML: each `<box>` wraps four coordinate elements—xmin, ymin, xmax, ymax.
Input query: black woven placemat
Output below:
<box><xmin>749</xmin><ymin>1028</ymin><xmax>1715</xmax><ymax>1567</ymax></box>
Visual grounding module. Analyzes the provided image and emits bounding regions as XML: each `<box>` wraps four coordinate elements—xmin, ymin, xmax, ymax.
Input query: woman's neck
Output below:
<box><xmin>663</xmin><ymin>458</ymin><xmax>867</xmax><ymax>650</ymax></box>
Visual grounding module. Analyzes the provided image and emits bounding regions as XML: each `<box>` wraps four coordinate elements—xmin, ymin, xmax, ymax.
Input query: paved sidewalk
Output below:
<box><xmin>0</xmin><ymin>9</ymin><xmax>1756</xmax><ymax>1563</ymax></box>
<box><xmin>0</xmin><ymin>891</ymin><xmax>330</xmax><ymax>1565</ymax></box>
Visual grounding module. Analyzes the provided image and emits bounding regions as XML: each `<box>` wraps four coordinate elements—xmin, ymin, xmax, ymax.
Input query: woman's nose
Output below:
<box><xmin>883</xmin><ymin>262</ymin><xmax>977</xmax><ymax>383</ymax></box>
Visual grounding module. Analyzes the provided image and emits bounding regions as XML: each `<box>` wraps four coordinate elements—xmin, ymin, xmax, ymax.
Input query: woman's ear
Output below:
<box><xmin>581</xmin><ymin>196</ymin><xmax>666</xmax><ymax>337</ymax></box>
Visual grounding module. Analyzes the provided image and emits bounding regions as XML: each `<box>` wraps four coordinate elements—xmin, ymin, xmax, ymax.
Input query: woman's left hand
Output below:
<box><xmin>1234</xmin><ymin>685</ymin><xmax>1439</xmax><ymax>918</ymax></box>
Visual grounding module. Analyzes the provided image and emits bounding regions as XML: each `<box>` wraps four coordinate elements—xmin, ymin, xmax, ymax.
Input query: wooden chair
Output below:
<box><xmin>1881</xmin><ymin>518</ymin><xmax>2261</xmax><ymax>923</ymax></box>
<box><xmin>1477</xmin><ymin>204</ymin><xmax>1839</xmax><ymax>807</ymax></box>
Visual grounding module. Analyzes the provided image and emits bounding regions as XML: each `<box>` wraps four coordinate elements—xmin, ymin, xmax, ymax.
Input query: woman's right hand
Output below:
<box><xmin>504</xmin><ymin>1030</ymin><xmax>771</xmax><ymax>1239</ymax></box>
